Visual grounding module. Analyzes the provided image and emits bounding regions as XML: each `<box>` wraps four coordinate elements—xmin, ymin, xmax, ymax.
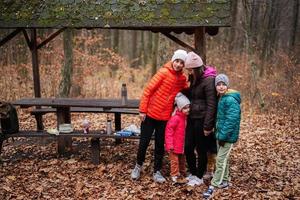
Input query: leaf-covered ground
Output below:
<box><xmin>0</xmin><ymin>110</ymin><xmax>299</xmax><ymax>199</ymax></box>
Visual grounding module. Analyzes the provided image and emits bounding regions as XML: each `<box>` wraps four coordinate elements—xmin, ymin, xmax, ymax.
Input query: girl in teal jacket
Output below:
<box><xmin>203</xmin><ymin>74</ymin><xmax>241</xmax><ymax>198</ymax></box>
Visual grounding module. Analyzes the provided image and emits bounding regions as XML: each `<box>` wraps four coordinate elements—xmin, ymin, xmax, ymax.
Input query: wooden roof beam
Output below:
<box><xmin>161</xmin><ymin>32</ymin><xmax>196</xmax><ymax>52</ymax></box>
<box><xmin>0</xmin><ymin>28</ymin><xmax>22</xmax><ymax>47</ymax></box>
<box><xmin>37</xmin><ymin>28</ymin><xmax>66</xmax><ymax>49</ymax></box>
<box><xmin>22</xmin><ymin>29</ymin><xmax>32</xmax><ymax>50</ymax></box>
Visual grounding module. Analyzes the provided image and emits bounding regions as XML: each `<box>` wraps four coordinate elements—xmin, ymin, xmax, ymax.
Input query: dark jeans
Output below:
<box><xmin>185</xmin><ymin>118</ymin><xmax>216</xmax><ymax>178</ymax></box>
<box><xmin>136</xmin><ymin>116</ymin><xmax>167</xmax><ymax>172</ymax></box>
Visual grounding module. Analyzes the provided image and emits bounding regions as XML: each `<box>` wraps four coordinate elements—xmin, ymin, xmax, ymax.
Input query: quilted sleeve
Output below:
<box><xmin>139</xmin><ymin>68</ymin><xmax>166</xmax><ymax>113</ymax></box>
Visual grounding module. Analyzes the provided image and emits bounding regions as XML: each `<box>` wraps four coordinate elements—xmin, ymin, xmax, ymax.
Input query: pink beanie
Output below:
<box><xmin>185</xmin><ymin>52</ymin><xmax>204</xmax><ymax>69</ymax></box>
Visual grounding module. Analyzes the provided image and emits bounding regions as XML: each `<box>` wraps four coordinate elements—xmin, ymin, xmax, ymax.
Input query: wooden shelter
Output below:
<box><xmin>0</xmin><ymin>0</ymin><xmax>232</xmax><ymax>98</ymax></box>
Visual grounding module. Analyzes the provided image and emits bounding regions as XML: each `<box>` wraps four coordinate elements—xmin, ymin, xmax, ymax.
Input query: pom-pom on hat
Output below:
<box><xmin>215</xmin><ymin>74</ymin><xmax>229</xmax><ymax>87</ymax></box>
<box><xmin>175</xmin><ymin>92</ymin><xmax>190</xmax><ymax>110</ymax></box>
<box><xmin>185</xmin><ymin>52</ymin><xmax>204</xmax><ymax>69</ymax></box>
<box><xmin>171</xmin><ymin>49</ymin><xmax>188</xmax><ymax>62</ymax></box>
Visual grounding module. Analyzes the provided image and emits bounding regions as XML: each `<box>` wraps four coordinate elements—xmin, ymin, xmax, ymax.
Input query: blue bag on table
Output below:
<box><xmin>115</xmin><ymin>130</ymin><xmax>135</xmax><ymax>137</ymax></box>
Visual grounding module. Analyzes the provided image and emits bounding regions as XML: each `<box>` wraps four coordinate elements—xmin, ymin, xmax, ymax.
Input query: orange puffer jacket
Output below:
<box><xmin>139</xmin><ymin>61</ymin><xmax>188</xmax><ymax>121</ymax></box>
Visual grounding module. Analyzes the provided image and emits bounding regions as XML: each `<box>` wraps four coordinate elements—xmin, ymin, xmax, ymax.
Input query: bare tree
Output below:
<box><xmin>59</xmin><ymin>28</ymin><xmax>73</xmax><ymax>97</ymax></box>
<box><xmin>243</xmin><ymin>0</ymin><xmax>265</xmax><ymax>109</ymax></box>
<box><xmin>151</xmin><ymin>33</ymin><xmax>159</xmax><ymax>76</ymax></box>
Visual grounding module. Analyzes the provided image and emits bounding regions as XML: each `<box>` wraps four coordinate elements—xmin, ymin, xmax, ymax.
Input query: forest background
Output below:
<box><xmin>0</xmin><ymin>0</ymin><xmax>299</xmax><ymax>199</ymax></box>
<box><xmin>0</xmin><ymin>0</ymin><xmax>299</xmax><ymax>110</ymax></box>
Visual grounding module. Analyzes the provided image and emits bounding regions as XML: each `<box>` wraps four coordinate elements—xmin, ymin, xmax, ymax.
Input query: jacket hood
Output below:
<box><xmin>225</xmin><ymin>89</ymin><xmax>241</xmax><ymax>104</ymax></box>
<box><xmin>203</xmin><ymin>66</ymin><xmax>217</xmax><ymax>78</ymax></box>
<box><xmin>175</xmin><ymin>109</ymin><xmax>187</xmax><ymax>117</ymax></box>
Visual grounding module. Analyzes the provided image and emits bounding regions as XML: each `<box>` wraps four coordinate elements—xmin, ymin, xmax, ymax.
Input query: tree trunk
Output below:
<box><xmin>229</xmin><ymin>0</ymin><xmax>245</xmax><ymax>52</ymax></box>
<box><xmin>151</xmin><ymin>33</ymin><xmax>159</xmax><ymax>76</ymax></box>
<box><xmin>243</xmin><ymin>0</ymin><xmax>265</xmax><ymax>109</ymax></box>
<box><xmin>59</xmin><ymin>28</ymin><xmax>73</xmax><ymax>97</ymax></box>
<box><xmin>102</xmin><ymin>29</ymin><xmax>111</xmax><ymax>49</ymax></box>
<box><xmin>131</xmin><ymin>31</ymin><xmax>138</xmax><ymax>68</ymax></box>
<box><xmin>112</xmin><ymin>29</ymin><xmax>119</xmax><ymax>53</ymax></box>
<box><xmin>292</xmin><ymin>0</ymin><xmax>300</xmax><ymax>57</ymax></box>
<box><xmin>119</xmin><ymin>30</ymin><xmax>124</xmax><ymax>57</ymax></box>
<box><xmin>141</xmin><ymin>31</ymin><xmax>145</xmax><ymax>66</ymax></box>
<box><xmin>276</xmin><ymin>0</ymin><xmax>296</xmax><ymax>53</ymax></box>
<box><xmin>262</xmin><ymin>0</ymin><xmax>279</xmax><ymax>62</ymax></box>
<box><xmin>147</xmin><ymin>31</ymin><xmax>153</xmax><ymax>66</ymax></box>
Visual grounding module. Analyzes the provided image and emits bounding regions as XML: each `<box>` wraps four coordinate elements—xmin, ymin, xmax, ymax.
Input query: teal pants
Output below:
<box><xmin>211</xmin><ymin>142</ymin><xmax>233</xmax><ymax>187</ymax></box>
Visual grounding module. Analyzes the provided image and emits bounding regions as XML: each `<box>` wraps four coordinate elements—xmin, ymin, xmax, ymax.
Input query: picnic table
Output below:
<box><xmin>13</xmin><ymin>98</ymin><xmax>139</xmax><ymax>130</ymax></box>
<box><xmin>4</xmin><ymin>98</ymin><xmax>140</xmax><ymax>164</ymax></box>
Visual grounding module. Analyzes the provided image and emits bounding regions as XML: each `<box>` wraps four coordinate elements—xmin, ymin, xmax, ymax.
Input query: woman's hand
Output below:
<box><xmin>139</xmin><ymin>112</ymin><xmax>146</xmax><ymax>122</ymax></box>
<box><xmin>204</xmin><ymin>129</ymin><xmax>213</xmax><ymax>136</ymax></box>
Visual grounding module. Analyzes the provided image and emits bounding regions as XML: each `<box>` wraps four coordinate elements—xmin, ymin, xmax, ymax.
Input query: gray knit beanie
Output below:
<box><xmin>215</xmin><ymin>74</ymin><xmax>229</xmax><ymax>87</ymax></box>
<box><xmin>175</xmin><ymin>92</ymin><xmax>190</xmax><ymax>110</ymax></box>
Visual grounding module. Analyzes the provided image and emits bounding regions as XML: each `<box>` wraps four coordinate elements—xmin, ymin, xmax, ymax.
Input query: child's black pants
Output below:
<box><xmin>136</xmin><ymin>116</ymin><xmax>167</xmax><ymax>172</ymax></box>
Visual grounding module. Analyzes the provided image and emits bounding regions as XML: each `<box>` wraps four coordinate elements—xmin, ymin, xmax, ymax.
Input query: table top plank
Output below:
<box><xmin>13</xmin><ymin>98</ymin><xmax>140</xmax><ymax>109</ymax></box>
<box><xmin>30</xmin><ymin>107</ymin><xmax>139</xmax><ymax>114</ymax></box>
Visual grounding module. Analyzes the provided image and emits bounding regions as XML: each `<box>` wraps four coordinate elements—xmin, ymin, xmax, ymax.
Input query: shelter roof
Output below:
<box><xmin>0</xmin><ymin>0</ymin><xmax>231</xmax><ymax>31</ymax></box>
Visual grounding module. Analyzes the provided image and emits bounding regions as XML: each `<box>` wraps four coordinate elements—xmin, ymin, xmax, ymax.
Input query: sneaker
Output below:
<box><xmin>203</xmin><ymin>172</ymin><xmax>214</xmax><ymax>180</ymax></box>
<box><xmin>203</xmin><ymin>186</ymin><xmax>214</xmax><ymax>198</ymax></box>
<box><xmin>218</xmin><ymin>181</ymin><xmax>230</xmax><ymax>189</ymax></box>
<box><xmin>186</xmin><ymin>175</ymin><xmax>203</xmax><ymax>186</ymax></box>
<box><xmin>193</xmin><ymin>176</ymin><xmax>204</xmax><ymax>184</ymax></box>
<box><xmin>153</xmin><ymin>171</ymin><xmax>166</xmax><ymax>183</ymax></box>
<box><xmin>186</xmin><ymin>174</ymin><xmax>193</xmax><ymax>181</ymax></box>
<box><xmin>187</xmin><ymin>179</ymin><xmax>199</xmax><ymax>186</ymax></box>
<box><xmin>131</xmin><ymin>164</ymin><xmax>142</xmax><ymax>180</ymax></box>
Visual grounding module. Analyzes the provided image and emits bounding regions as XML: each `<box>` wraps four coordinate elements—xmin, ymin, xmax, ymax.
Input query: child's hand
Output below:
<box><xmin>218</xmin><ymin>140</ymin><xmax>225</xmax><ymax>147</ymax></box>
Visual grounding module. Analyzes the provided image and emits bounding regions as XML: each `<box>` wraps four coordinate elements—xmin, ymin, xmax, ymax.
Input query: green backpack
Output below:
<box><xmin>0</xmin><ymin>101</ymin><xmax>19</xmax><ymax>136</ymax></box>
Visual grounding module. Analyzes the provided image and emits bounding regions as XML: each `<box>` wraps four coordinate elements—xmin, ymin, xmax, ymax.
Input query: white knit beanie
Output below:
<box><xmin>175</xmin><ymin>92</ymin><xmax>190</xmax><ymax>110</ymax></box>
<box><xmin>171</xmin><ymin>49</ymin><xmax>188</xmax><ymax>62</ymax></box>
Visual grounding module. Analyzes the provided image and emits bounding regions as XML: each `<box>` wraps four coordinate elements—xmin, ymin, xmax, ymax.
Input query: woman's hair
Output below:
<box><xmin>189</xmin><ymin>65</ymin><xmax>205</xmax><ymax>86</ymax></box>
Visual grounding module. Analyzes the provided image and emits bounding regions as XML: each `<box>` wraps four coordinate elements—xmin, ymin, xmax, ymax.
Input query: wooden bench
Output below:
<box><xmin>30</xmin><ymin>107</ymin><xmax>139</xmax><ymax>131</ymax></box>
<box><xmin>0</xmin><ymin>130</ymin><xmax>141</xmax><ymax>165</ymax></box>
<box><xmin>30</xmin><ymin>107</ymin><xmax>139</xmax><ymax>115</ymax></box>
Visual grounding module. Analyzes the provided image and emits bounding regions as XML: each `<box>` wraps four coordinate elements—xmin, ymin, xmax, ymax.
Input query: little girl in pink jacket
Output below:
<box><xmin>165</xmin><ymin>92</ymin><xmax>190</xmax><ymax>183</ymax></box>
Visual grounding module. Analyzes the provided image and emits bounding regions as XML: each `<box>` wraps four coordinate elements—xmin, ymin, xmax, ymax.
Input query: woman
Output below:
<box><xmin>184</xmin><ymin>52</ymin><xmax>218</xmax><ymax>186</ymax></box>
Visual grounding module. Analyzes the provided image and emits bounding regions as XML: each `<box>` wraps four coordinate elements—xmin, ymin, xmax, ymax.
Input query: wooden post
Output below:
<box><xmin>57</xmin><ymin>107</ymin><xmax>72</xmax><ymax>155</ymax></box>
<box><xmin>30</xmin><ymin>29</ymin><xmax>43</xmax><ymax>131</ymax></box>
<box><xmin>0</xmin><ymin>138</ymin><xmax>4</xmax><ymax>155</ymax></box>
<box><xmin>91</xmin><ymin>138</ymin><xmax>100</xmax><ymax>165</ymax></box>
<box><xmin>114</xmin><ymin>113</ymin><xmax>122</xmax><ymax>144</ymax></box>
<box><xmin>194</xmin><ymin>27</ymin><xmax>206</xmax><ymax>64</ymax></box>
<box><xmin>31</xmin><ymin>29</ymin><xmax>41</xmax><ymax>98</ymax></box>
<box><xmin>34</xmin><ymin>114</ymin><xmax>44</xmax><ymax>131</ymax></box>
